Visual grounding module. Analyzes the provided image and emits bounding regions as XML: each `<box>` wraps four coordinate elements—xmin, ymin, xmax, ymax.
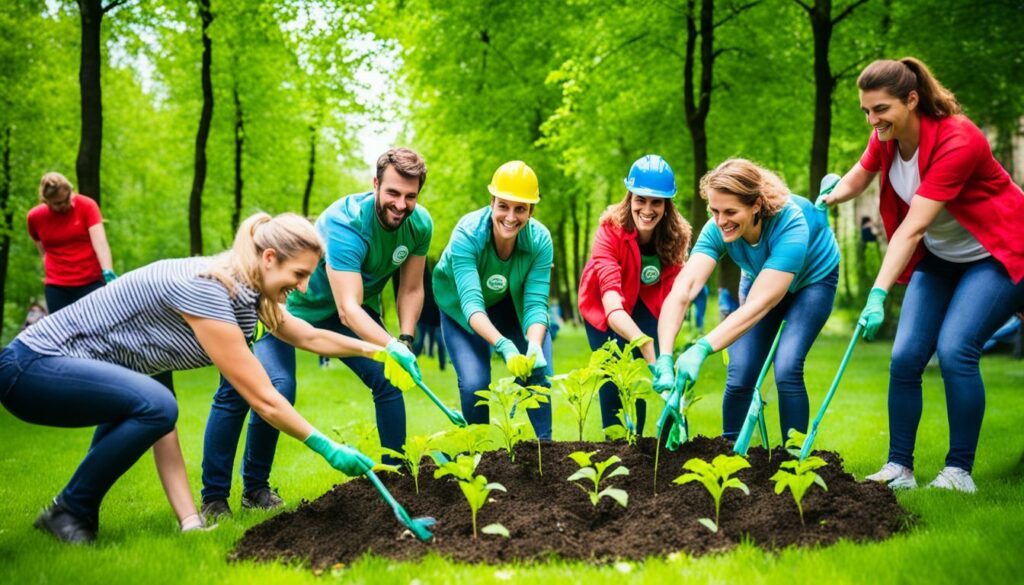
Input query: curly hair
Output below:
<box><xmin>699</xmin><ymin>159</ymin><xmax>789</xmax><ymax>224</ymax></box>
<box><xmin>599</xmin><ymin>193</ymin><xmax>692</xmax><ymax>266</ymax></box>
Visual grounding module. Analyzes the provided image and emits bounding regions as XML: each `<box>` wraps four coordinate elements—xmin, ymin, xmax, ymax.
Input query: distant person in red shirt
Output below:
<box><xmin>27</xmin><ymin>172</ymin><xmax>117</xmax><ymax>313</ymax></box>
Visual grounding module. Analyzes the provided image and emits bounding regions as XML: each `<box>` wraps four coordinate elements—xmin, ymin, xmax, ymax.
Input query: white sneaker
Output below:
<box><xmin>929</xmin><ymin>466</ymin><xmax>977</xmax><ymax>493</ymax></box>
<box><xmin>865</xmin><ymin>462</ymin><xmax>918</xmax><ymax>489</ymax></box>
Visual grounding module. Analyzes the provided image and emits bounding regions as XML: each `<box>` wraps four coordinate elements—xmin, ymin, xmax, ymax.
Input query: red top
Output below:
<box><xmin>578</xmin><ymin>222</ymin><xmax>682</xmax><ymax>331</ymax></box>
<box><xmin>27</xmin><ymin>194</ymin><xmax>104</xmax><ymax>286</ymax></box>
<box><xmin>860</xmin><ymin>114</ymin><xmax>1024</xmax><ymax>284</ymax></box>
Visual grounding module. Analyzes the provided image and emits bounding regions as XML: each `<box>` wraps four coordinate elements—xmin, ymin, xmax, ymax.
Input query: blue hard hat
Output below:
<box><xmin>624</xmin><ymin>154</ymin><xmax>677</xmax><ymax>198</ymax></box>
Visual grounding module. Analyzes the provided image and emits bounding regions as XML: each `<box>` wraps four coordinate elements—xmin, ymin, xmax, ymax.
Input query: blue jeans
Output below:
<box><xmin>201</xmin><ymin>308</ymin><xmax>405</xmax><ymax>502</ymax></box>
<box><xmin>439</xmin><ymin>295</ymin><xmax>553</xmax><ymax>439</ymax></box>
<box><xmin>722</xmin><ymin>266</ymin><xmax>839</xmax><ymax>441</ymax></box>
<box><xmin>888</xmin><ymin>252</ymin><xmax>1024</xmax><ymax>473</ymax></box>
<box><xmin>585</xmin><ymin>301</ymin><xmax>659</xmax><ymax>433</ymax></box>
<box><xmin>0</xmin><ymin>340</ymin><xmax>178</xmax><ymax>528</ymax></box>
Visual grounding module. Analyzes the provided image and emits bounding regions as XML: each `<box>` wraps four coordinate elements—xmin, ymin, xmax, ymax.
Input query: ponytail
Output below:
<box><xmin>858</xmin><ymin>57</ymin><xmax>961</xmax><ymax>118</ymax></box>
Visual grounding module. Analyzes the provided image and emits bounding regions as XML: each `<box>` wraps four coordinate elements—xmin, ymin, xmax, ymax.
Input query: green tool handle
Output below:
<box><xmin>366</xmin><ymin>469</ymin><xmax>413</xmax><ymax>524</ymax></box>
<box><xmin>656</xmin><ymin>379</ymin><xmax>692</xmax><ymax>439</ymax></box>
<box><xmin>800</xmin><ymin>323</ymin><xmax>864</xmax><ymax>461</ymax></box>
<box><xmin>734</xmin><ymin>321</ymin><xmax>786</xmax><ymax>455</ymax></box>
<box><xmin>415</xmin><ymin>380</ymin><xmax>467</xmax><ymax>427</ymax></box>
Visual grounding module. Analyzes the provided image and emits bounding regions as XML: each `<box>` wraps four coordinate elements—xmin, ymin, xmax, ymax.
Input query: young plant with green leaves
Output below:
<box><xmin>474</xmin><ymin>377</ymin><xmax>550</xmax><ymax>465</ymax></box>
<box><xmin>784</xmin><ymin>429</ymin><xmax>807</xmax><ymax>457</ymax></box>
<box><xmin>596</xmin><ymin>335</ymin><xmax>653</xmax><ymax>445</ymax></box>
<box><xmin>381</xmin><ymin>432</ymin><xmax>445</xmax><ymax>494</ymax></box>
<box><xmin>434</xmin><ymin>454</ymin><xmax>508</xmax><ymax>538</ymax></box>
<box><xmin>673</xmin><ymin>454</ymin><xmax>751</xmax><ymax>533</ymax></box>
<box><xmin>432</xmin><ymin>424</ymin><xmax>493</xmax><ymax>460</ymax></box>
<box><xmin>771</xmin><ymin>456</ymin><xmax>828</xmax><ymax>525</ymax></box>
<box><xmin>566</xmin><ymin>450</ymin><xmax>630</xmax><ymax>508</ymax></box>
<box><xmin>331</xmin><ymin>422</ymin><xmax>400</xmax><ymax>474</ymax></box>
<box><xmin>506</xmin><ymin>353</ymin><xmax>536</xmax><ymax>380</ymax></box>
<box><xmin>553</xmin><ymin>352</ymin><xmax>609</xmax><ymax>441</ymax></box>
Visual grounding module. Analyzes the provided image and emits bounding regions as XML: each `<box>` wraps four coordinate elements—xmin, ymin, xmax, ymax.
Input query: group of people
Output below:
<box><xmin>3</xmin><ymin>56</ymin><xmax>1022</xmax><ymax>545</ymax></box>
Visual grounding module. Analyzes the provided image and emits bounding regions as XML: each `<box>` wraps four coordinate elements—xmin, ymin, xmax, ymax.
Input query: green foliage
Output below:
<box><xmin>381</xmin><ymin>432</ymin><xmax>445</xmax><ymax>494</ymax></box>
<box><xmin>553</xmin><ymin>349</ymin><xmax>609</xmax><ymax>441</ymax></box>
<box><xmin>507</xmin><ymin>354</ymin><xmax>536</xmax><ymax>380</ymax></box>
<box><xmin>474</xmin><ymin>377</ymin><xmax>550</xmax><ymax>463</ymax></box>
<box><xmin>674</xmin><ymin>455</ymin><xmax>751</xmax><ymax>533</ymax></box>
<box><xmin>434</xmin><ymin>454</ymin><xmax>507</xmax><ymax>538</ymax></box>
<box><xmin>331</xmin><ymin>422</ymin><xmax>400</xmax><ymax>474</ymax></box>
<box><xmin>595</xmin><ymin>336</ymin><xmax>653</xmax><ymax>445</ymax></box>
<box><xmin>771</xmin><ymin>457</ymin><xmax>829</xmax><ymax>525</ymax></box>
<box><xmin>566</xmin><ymin>450</ymin><xmax>629</xmax><ymax>508</ymax></box>
<box><xmin>432</xmin><ymin>424</ymin><xmax>493</xmax><ymax>460</ymax></box>
<box><xmin>785</xmin><ymin>429</ymin><xmax>808</xmax><ymax>458</ymax></box>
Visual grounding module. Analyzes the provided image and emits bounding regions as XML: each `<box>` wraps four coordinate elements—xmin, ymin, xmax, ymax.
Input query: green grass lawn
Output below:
<box><xmin>1</xmin><ymin>322</ymin><xmax>1022</xmax><ymax>584</ymax></box>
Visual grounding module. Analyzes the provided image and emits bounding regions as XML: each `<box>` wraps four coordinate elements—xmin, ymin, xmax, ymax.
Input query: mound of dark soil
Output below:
<box><xmin>231</xmin><ymin>437</ymin><xmax>910</xmax><ymax>567</ymax></box>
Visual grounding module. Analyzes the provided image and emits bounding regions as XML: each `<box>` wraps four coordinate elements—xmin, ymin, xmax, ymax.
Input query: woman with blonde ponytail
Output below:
<box><xmin>0</xmin><ymin>212</ymin><xmax>393</xmax><ymax>544</ymax></box>
<box><xmin>818</xmin><ymin>57</ymin><xmax>1024</xmax><ymax>493</ymax></box>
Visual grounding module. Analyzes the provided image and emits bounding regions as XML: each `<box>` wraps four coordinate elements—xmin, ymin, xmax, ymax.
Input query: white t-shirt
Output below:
<box><xmin>889</xmin><ymin>148</ymin><xmax>990</xmax><ymax>262</ymax></box>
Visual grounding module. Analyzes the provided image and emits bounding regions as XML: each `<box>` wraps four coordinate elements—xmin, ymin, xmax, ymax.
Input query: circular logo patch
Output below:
<box><xmin>641</xmin><ymin>265</ymin><xmax>660</xmax><ymax>285</ymax></box>
<box><xmin>486</xmin><ymin>274</ymin><xmax>508</xmax><ymax>293</ymax></box>
<box><xmin>392</xmin><ymin>245</ymin><xmax>410</xmax><ymax>265</ymax></box>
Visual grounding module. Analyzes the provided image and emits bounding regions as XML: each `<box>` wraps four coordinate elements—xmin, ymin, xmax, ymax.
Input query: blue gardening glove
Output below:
<box><xmin>674</xmin><ymin>338</ymin><xmax>714</xmax><ymax>390</ymax></box>
<box><xmin>653</xmin><ymin>354</ymin><xmax>675</xmax><ymax>394</ymax></box>
<box><xmin>526</xmin><ymin>340</ymin><xmax>547</xmax><ymax>371</ymax></box>
<box><xmin>102</xmin><ymin>269</ymin><xmax>118</xmax><ymax>283</ymax></box>
<box><xmin>304</xmin><ymin>429</ymin><xmax>374</xmax><ymax>476</ymax></box>
<box><xmin>386</xmin><ymin>338</ymin><xmax>422</xmax><ymax>384</ymax></box>
<box><xmin>494</xmin><ymin>337</ymin><xmax>520</xmax><ymax>362</ymax></box>
<box><xmin>859</xmin><ymin>287</ymin><xmax>888</xmax><ymax>341</ymax></box>
<box><xmin>815</xmin><ymin>173</ymin><xmax>842</xmax><ymax>210</ymax></box>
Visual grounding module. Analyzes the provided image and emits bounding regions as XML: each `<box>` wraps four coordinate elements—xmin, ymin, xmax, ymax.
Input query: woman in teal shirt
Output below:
<box><xmin>433</xmin><ymin>161</ymin><xmax>554</xmax><ymax>438</ymax></box>
<box><xmin>656</xmin><ymin>158</ymin><xmax>840</xmax><ymax>442</ymax></box>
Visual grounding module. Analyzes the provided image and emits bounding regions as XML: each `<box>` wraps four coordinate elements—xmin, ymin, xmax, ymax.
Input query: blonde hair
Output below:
<box><xmin>858</xmin><ymin>57</ymin><xmax>961</xmax><ymax>119</ymax></box>
<box><xmin>39</xmin><ymin>172</ymin><xmax>73</xmax><ymax>203</ymax></box>
<box><xmin>599</xmin><ymin>193</ymin><xmax>691</xmax><ymax>266</ymax></box>
<box><xmin>700</xmin><ymin>159</ymin><xmax>789</xmax><ymax>223</ymax></box>
<box><xmin>203</xmin><ymin>212</ymin><xmax>323</xmax><ymax>331</ymax></box>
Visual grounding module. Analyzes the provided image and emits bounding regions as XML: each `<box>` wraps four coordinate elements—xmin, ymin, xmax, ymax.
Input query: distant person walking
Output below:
<box><xmin>27</xmin><ymin>172</ymin><xmax>117</xmax><ymax>313</ymax></box>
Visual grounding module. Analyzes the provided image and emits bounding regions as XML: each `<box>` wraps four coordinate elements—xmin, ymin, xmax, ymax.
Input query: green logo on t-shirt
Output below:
<box><xmin>392</xmin><ymin>245</ymin><xmax>410</xmax><ymax>265</ymax></box>
<box><xmin>486</xmin><ymin>274</ymin><xmax>508</xmax><ymax>292</ymax></box>
<box><xmin>641</xmin><ymin>265</ymin><xmax>660</xmax><ymax>284</ymax></box>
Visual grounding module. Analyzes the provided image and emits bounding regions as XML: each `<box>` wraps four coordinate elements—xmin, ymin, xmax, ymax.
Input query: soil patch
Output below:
<box><xmin>231</xmin><ymin>437</ymin><xmax>910</xmax><ymax>567</ymax></box>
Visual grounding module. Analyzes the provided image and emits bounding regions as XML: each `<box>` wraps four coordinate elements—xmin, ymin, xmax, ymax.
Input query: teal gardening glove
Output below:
<box><xmin>494</xmin><ymin>337</ymin><xmax>520</xmax><ymax>363</ymax></box>
<box><xmin>859</xmin><ymin>287</ymin><xmax>888</xmax><ymax>341</ymax></box>
<box><xmin>386</xmin><ymin>338</ymin><xmax>422</xmax><ymax>384</ymax></box>
<box><xmin>814</xmin><ymin>173</ymin><xmax>842</xmax><ymax>210</ymax></box>
<box><xmin>674</xmin><ymin>338</ymin><xmax>714</xmax><ymax>390</ymax></box>
<box><xmin>102</xmin><ymin>269</ymin><xmax>118</xmax><ymax>283</ymax></box>
<box><xmin>653</xmin><ymin>354</ymin><xmax>675</xmax><ymax>394</ymax></box>
<box><xmin>526</xmin><ymin>340</ymin><xmax>547</xmax><ymax>371</ymax></box>
<box><xmin>304</xmin><ymin>429</ymin><xmax>374</xmax><ymax>476</ymax></box>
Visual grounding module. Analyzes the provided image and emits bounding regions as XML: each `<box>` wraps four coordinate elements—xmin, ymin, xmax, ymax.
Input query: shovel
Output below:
<box><xmin>799</xmin><ymin>323</ymin><xmax>864</xmax><ymax>461</ymax></box>
<box><xmin>415</xmin><ymin>379</ymin><xmax>468</xmax><ymax>427</ymax></box>
<box><xmin>365</xmin><ymin>469</ymin><xmax>436</xmax><ymax>541</ymax></box>
<box><xmin>734</xmin><ymin>320</ymin><xmax>786</xmax><ymax>456</ymax></box>
<box><xmin>655</xmin><ymin>379</ymin><xmax>692</xmax><ymax>451</ymax></box>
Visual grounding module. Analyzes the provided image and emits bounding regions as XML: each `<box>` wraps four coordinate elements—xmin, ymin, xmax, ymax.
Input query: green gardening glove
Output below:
<box><xmin>304</xmin><ymin>429</ymin><xmax>374</xmax><ymax>476</ymax></box>
<box><xmin>526</xmin><ymin>340</ymin><xmax>547</xmax><ymax>372</ymax></box>
<box><xmin>653</xmin><ymin>354</ymin><xmax>675</xmax><ymax>394</ymax></box>
<box><xmin>102</xmin><ymin>269</ymin><xmax>118</xmax><ymax>283</ymax></box>
<box><xmin>674</xmin><ymin>338</ymin><xmax>714</xmax><ymax>391</ymax></box>
<box><xmin>494</xmin><ymin>337</ymin><xmax>520</xmax><ymax>362</ymax></box>
<box><xmin>386</xmin><ymin>338</ymin><xmax>422</xmax><ymax>384</ymax></box>
<box><xmin>859</xmin><ymin>287</ymin><xmax>888</xmax><ymax>341</ymax></box>
<box><xmin>815</xmin><ymin>173</ymin><xmax>842</xmax><ymax>210</ymax></box>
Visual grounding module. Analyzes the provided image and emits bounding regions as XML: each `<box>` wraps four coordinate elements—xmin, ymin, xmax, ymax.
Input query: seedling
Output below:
<box><xmin>433</xmin><ymin>424</ymin><xmax>492</xmax><ymax>459</ymax></box>
<box><xmin>507</xmin><ymin>353</ymin><xmax>536</xmax><ymax>380</ymax></box>
<box><xmin>553</xmin><ymin>355</ymin><xmax>608</xmax><ymax>441</ymax></box>
<box><xmin>771</xmin><ymin>456</ymin><xmax>828</xmax><ymax>525</ymax></box>
<box><xmin>596</xmin><ymin>335</ymin><xmax>653</xmax><ymax>445</ymax></box>
<box><xmin>434</xmin><ymin>454</ymin><xmax>508</xmax><ymax>538</ymax></box>
<box><xmin>785</xmin><ymin>429</ymin><xmax>808</xmax><ymax>458</ymax></box>
<box><xmin>332</xmin><ymin>422</ymin><xmax>400</xmax><ymax>474</ymax></box>
<box><xmin>381</xmin><ymin>432</ymin><xmax>445</xmax><ymax>493</ymax></box>
<box><xmin>673</xmin><ymin>454</ymin><xmax>750</xmax><ymax>533</ymax></box>
<box><xmin>566</xmin><ymin>450</ymin><xmax>630</xmax><ymax>508</ymax></box>
<box><xmin>475</xmin><ymin>377</ymin><xmax>550</xmax><ymax>467</ymax></box>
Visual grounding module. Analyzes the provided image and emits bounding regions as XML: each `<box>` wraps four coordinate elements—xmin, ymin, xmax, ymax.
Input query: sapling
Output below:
<box><xmin>381</xmin><ymin>432</ymin><xmax>445</xmax><ymax>493</ymax></box>
<box><xmin>596</xmin><ymin>335</ymin><xmax>653</xmax><ymax>445</ymax></box>
<box><xmin>553</xmin><ymin>357</ymin><xmax>608</xmax><ymax>441</ymax></box>
<box><xmin>771</xmin><ymin>456</ymin><xmax>828</xmax><ymax>525</ymax></box>
<box><xmin>475</xmin><ymin>377</ymin><xmax>550</xmax><ymax>469</ymax></box>
<box><xmin>434</xmin><ymin>454</ymin><xmax>508</xmax><ymax>538</ymax></box>
<box><xmin>566</xmin><ymin>450</ymin><xmax>630</xmax><ymax>508</ymax></box>
<box><xmin>673</xmin><ymin>454</ymin><xmax>750</xmax><ymax>533</ymax></box>
<box><xmin>433</xmin><ymin>424</ymin><xmax>492</xmax><ymax>459</ymax></box>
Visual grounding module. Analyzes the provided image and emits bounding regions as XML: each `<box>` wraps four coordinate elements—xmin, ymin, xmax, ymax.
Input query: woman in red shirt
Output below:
<box><xmin>578</xmin><ymin>155</ymin><xmax>692</xmax><ymax>434</ymax></box>
<box><xmin>27</xmin><ymin>172</ymin><xmax>117</xmax><ymax>313</ymax></box>
<box><xmin>819</xmin><ymin>58</ymin><xmax>1024</xmax><ymax>493</ymax></box>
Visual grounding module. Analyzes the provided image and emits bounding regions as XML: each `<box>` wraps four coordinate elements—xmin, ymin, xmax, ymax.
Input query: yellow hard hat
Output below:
<box><xmin>487</xmin><ymin>160</ymin><xmax>540</xmax><ymax>204</ymax></box>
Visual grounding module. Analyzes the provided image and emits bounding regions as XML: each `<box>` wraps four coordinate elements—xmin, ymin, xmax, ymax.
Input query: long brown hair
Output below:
<box><xmin>599</xmin><ymin>193</ymin><xmax>691</xmax><ymax>266</ymax></box>
<box><xmin>700</xmin><ymin>159</ymin><xmax>789</xmax><ymax>224</ymax></box>
<box><xmin>857</xmin><ymin>58</ymin><xmax>961</xmax><ymax>118</ymax></box>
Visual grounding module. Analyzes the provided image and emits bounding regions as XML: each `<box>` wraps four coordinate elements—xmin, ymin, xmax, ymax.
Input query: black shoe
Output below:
<box><xmin>241</xmin><ymin>488</ymin><xmax>284</xmax><ymax>510</ymax></box>
<box><xmin>33</xmin><ymin>500</ymin><xmax>96</xmax><ymax>544</ymax></box>
<box><xmin>201</xmin><ymin>498</ymin><xmax>233</xmax><ymax>521</ymax></box>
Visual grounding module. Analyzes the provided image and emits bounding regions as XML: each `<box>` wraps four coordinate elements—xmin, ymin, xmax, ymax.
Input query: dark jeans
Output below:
<box><xmin>439</xmin><ymin>295</ymin><xmax>553</xmax><ymax>439</ymax></box>
<box><xmin>0</xmin><ymin>340</ymin><xmax>178</xmax><ymax>528</ymax></box>
<box><xmin>888</xmin><ymin>252</ymin><xmax>1024</xmax><ymax>473</ymax></box>
<box><xmin>722</xmin><ymin>266</ymin><xmax>839</xmax><ymax>442</ymax></box>
<box><xmin>584</xmin><ymin>301</ymin><xmax>659</xmax><ymax>433</ymax></box>
<box><xmin>44</xmin><ymin>280</ymin><xmax>105</xmax><ymax>314</ymax></box>
<box><xmin>200</xmin><ymin>308</ymin><xmax>405</xmax><ymax>502</ymax></box>
<box><xmin>414</xmin><ymin>324</ymin><xmax>447</xmax><ymax>370</ymax></box>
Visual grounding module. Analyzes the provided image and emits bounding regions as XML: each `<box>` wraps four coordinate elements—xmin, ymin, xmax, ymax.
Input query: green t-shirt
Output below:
<box><xmin>287</xmin><ymin>192</ymin><xmax>433</xmax><ymax>322</ymax></box>
<box><xmin>640</xmin><ymin>253</ymin><xmax>662</xmax><ymax>286</ymax></box>
<box><xmin>479</xmin><ymin>243</ymin><xmax>513</xmax><ymax>307</ymax></box>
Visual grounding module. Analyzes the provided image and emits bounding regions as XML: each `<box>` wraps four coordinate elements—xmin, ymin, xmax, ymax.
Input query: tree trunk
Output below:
<box><xmin>231</xmin><ymin>84</ymin><xmax>244</xmax><ymax>234</ymax></box>
<box><xmin>302</xmin><ymin>125</ymin><xmax>316</xmax><ymax>218</ymax></box>
<box><xmin>553</xmin><ymin>210</ymin><xmax>575</xmax><ymax>323</ymax></box>
<box><xmin>0</xmin><ymin>127</ymin><xmax>12</xmax><ymax>336</ymax></box>
<box><xmin>808</xmin><ymin>1</ymin><xmax>834</xmax><ymax>197</ymax></box>
<box><xmin>189</xmin><ymin>0</ymin><xmax>214</xmax><ymax>256</ymax></box>
<box><xmin>76</xmin><ymin>0</ymin><xmax>105</xmax><ymax>205</ymax></box>
<box><xmin>570</xmin><ymin>192</ymin><xmax>581</xmax><ymax>285</ymax></box>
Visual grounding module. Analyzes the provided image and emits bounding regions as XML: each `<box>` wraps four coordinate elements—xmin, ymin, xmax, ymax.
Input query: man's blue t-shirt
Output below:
<box><xmin>691</xmin><ymin>195</ymin><xmax>839</xmax><ymax>291</ymax></box>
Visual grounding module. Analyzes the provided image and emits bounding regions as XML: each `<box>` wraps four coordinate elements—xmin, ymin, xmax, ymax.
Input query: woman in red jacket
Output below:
<box><xmin>819</xmin><ymin>58</ymin><xmax>1024</xmax><ymax>493</ymax></box>
<box><xmin>578</xmin><ymin>155</ymin><xmax>692</xmax><ymax>434</ymax></box>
